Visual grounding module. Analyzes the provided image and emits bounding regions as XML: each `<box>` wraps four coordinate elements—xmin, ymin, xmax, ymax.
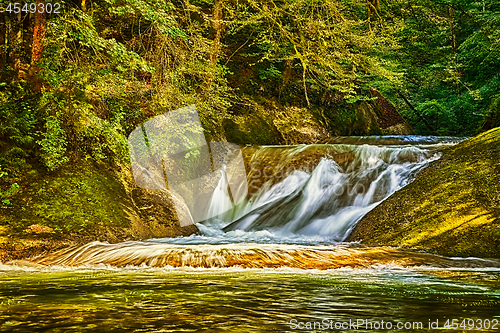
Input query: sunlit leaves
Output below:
<box><xmin>228</xmin><ymin>0</ymin><xmax>402</xmax><ymax>99</ymax></box>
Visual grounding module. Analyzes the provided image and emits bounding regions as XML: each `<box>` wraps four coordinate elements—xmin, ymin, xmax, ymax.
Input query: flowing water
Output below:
<box><xmin>2</xmin><ymin>136</ymin><xmax>500</xmax><ymax>332</ymax></box>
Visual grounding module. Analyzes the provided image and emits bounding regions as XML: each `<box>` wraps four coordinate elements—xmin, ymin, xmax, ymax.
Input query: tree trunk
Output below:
<box><xmin>448</xmin><ymin>6</ymin><xmax>456</xmax><ymax>53</ymax></box>
<box><xmin>6</xmin><ymin>10</ymin><xmax>24</xmax><ymax>79</ymax></box>
<box><xmin>29</xmin><ymin>0</ymin><xmax>47</xmax><ymax>90</ymax></box>
<box><xmin>31</xmin><ymin>0</ymin><xmax>46</xmax><ymax>66</ymax></box>
<box><xmin>396</xmin><ymin>90</ymin><xmax>436</xmax><ymax>135</ymax></box>
<box><xmin>210</xmin><ymin>0</ymin><xmax>223</xmax><ymax>66</ymax></box>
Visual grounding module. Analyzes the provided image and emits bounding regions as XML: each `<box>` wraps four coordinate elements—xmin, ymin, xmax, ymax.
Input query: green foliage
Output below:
<box><xmin>1</xmin><ymin>0</ymin><xmax>499</xmax><ymax>184</ymax></box>
<box><xmin>258</xmin><ymin>64</ymin><xmax>281</xmax><ymax>81</ymax></box>
<box><xmin>45</xmin><ymin>8</ymin><xmax>153</xmax><ymax>74</ymax></box>
<box><xmin>346</xmin><ymin>95</ymin><xmax>377</xmax><ymax>104</ymax></box>
<box><xmin>0</xmin><ymin>89</ymin><xmax>36</xmax><ymax>146</ymax></box>
<box><xmin>0</xmin><ymin>83</ymin><xmax>37</xmax><ymax>174</ymax></box>
<box><xmin>105</xmin><ymin>0</ymin><xmax>187</xmax><ymax>39</ymax></box>
<box><xmin>387</xmin><ymin>0</ymin><xmax>500</xmax><ymax>135</ymax></box>
<box><xmin>482</xmin><ymin>94</ymin><xmax>500</xmax><ymax>130</ymax></box>
<box><xmin>0</xmin><ymin>166</ymin><xmax>20</xmax><ymax>206</ymax></box>
<box><xmin>227</xmin><ymin>0</ymin><xmax>402</xmax><ymax>103</ymax></box>
<box><xmin>37</xmin><ymin>114</ymin><xmax>69</xmax><ymax>171</ymax></box>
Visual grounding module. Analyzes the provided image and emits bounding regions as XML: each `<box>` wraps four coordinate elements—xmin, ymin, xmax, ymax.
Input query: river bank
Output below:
<box><xmin>347</xmin><ymin>127</ymin><xmax>500</xmax><ymax>258</ymax></box>
<box><xmin>0</xmin><ymin>162</ymin><xmax>198</xmax><ymax>263</ymax></box>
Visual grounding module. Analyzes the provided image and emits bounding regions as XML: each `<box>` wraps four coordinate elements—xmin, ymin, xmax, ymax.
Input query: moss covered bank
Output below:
<box><xmin>347</xmin><ymin>127</ymin><xmax>500</xmax><ymax>258</ymax></box>
<box><xmin>0</xmin><ymin>161</ymin><xmax>198</xmax><ymax>262</ymax></box>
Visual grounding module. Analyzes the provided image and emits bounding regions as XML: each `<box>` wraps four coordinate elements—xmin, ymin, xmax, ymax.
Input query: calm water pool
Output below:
<box><xmin>1</xmin><ymin>266</ymin><xmax>499</xmax><ymax>332</ymax></box>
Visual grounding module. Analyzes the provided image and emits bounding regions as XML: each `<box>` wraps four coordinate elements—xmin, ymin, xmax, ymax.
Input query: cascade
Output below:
<box><xmin>34</xmin><ymin>137</ymin><xmax>472</xmax><ymax>268</ymax></box>
<box><xmin>211</xmin><ymin>143</ymin><xmax>441</xmax><ymax>241</ymax></box>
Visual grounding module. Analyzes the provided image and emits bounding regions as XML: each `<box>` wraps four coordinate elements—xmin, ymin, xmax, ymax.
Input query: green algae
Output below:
<box><xmin>347</xmin><ymin>127</ymin><xmax>500</xmax><ymax>258</ymax></box>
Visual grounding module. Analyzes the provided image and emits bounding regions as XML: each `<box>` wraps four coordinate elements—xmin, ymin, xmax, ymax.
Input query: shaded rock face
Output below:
<box><xmin>346</xmin><ymin>127</ymin><xmax>500</xmax><ymax>258</ymax></box>
<box><xmin>100</xmin><ymin>165</ymin><xmax>199</xmax><ymax>240</ymax></box>
<box><xmin>319</xmin><ymin>92</ymin><xmax>412</xmax><ymax>137</ymax></box>
<box><xmin>369</xmin><ymin>87</ymin><xmax>412</xmax><ymax>134</ymax></box>
<box><xmin>481</xmin><ymin>94</ymin><xmax>500</xmax><ymax>131</ymax></box>
<box><xmin>223</xmin><ymin>95</ymin><xmax>412</xmax><ymax>147</ymax></box>
<box><xmin>130</xmin><ymin>188</ymin><xmax>198</xmax><ymax>239</ymax></box>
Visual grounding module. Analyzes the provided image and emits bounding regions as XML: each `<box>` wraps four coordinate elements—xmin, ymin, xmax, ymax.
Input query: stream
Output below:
<box><xmin>1</xmin><ymin>136</ymin><xmax>499</xmax><ymax>332</ymax></box>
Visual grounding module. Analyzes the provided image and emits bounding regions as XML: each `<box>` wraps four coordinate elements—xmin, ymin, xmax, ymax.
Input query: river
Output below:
<box><xmin>1</xmin><ymin>136</ymin><xmax>499</xmax><ymax>332</ymax></box>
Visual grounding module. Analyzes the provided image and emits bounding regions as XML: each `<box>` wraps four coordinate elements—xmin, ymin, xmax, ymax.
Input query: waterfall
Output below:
<box><xmin>29</xmin><ymin>136</ymin><xmax>483</xmax><ymax>270</ymax></box>
<box><xmin>216</xmin><ymin>143</ymin><xmax>440</xmax><ymax>241</ymax></box>
<box><xmin>205</xmin><ymin>165</ymin><xmax>234</xmax><ymax>222</ymax></box>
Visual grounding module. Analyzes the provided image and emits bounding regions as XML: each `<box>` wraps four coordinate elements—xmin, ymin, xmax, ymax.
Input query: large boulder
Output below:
<box><xmin>346</xmin><ymin>127</ymin><xmax>500</xmax><ymax>258</ymax></box>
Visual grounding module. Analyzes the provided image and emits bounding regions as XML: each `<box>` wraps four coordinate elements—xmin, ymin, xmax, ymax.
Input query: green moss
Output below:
<box><xmin>1</xmin><ymin>161</ymin><xmax>131</xmax><ymax>234</ymax></box>
<box><xmin>224</xmin><ymin>116</ymin><xmax>282</xmax><ymax>145</ymax></box>
<box><xmin>223</xmin><ymin>97</ymin><xmax>396</xmax><ymax>146</ymax></box>
<box><xmin>321</xmin><ymin>101</ymin><xmax>384</xmax><ymax>136</ymax></box>
<box><xmin>481</xmin><ymin>95</ymin><xmax>500</xmax><ymax>131</ymax></box>
<box><xmin>347</xmin><ymin>127</ymin><xmax>500</xmax><ymax>258</ymax></box>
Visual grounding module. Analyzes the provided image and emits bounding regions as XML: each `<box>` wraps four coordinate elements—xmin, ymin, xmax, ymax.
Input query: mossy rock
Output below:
<box><xmin>347</xmin><ymin>127</ymin><xmax>500</xmax><ymax>258</ymax></box>
<box><xmin>320</xmin><ymin>101</ymin><xmax>383</xmax><ymax>136</ymax></box>
<box><xmin>0</xmin><ymin>160</ymin><xmax>198</xmax><ymax>260</ymax></box>
<box><xmin>1</xmin><ymin>161</ymin><xmax>131</xmax><ymax>234</ymax></box>
<box><xmin>223</xmin><ymin>96</ymin><xmax>408</xmax><ymax>146</ymax></box>
<box><xmin>223</xmin><ymin>116</ymin><xmax>282</xmax><ymax>145</ymax></box>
